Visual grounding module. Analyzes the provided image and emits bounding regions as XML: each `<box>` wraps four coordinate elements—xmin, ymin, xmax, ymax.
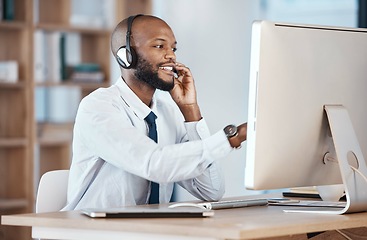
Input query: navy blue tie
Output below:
<box><xmin>145</xmin><ymin>112</ymin><xmax>159</xmax><ymax>204</ymax></box>
<box><xmin>145</xmin><ymin>112</ymin><xmax>158</xmax><ymax>143</ymax></box>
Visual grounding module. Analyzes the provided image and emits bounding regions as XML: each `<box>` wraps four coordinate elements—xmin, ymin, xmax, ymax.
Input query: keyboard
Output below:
<box><xmin>199</xmin><ymin>198</ymin><xmax>269</xmax><ymax>210</ymax></box>
<box><xmin>169</xmin><ymin>198</ymin><xmax>268</xmax><ymax>210</ymax></box>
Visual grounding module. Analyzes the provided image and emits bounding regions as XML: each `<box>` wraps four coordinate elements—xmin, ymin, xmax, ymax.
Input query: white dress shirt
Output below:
<box><xmin>63</xmin><ymin>77</ymin><xmax>233</xmax><ymax>210</ymax></box>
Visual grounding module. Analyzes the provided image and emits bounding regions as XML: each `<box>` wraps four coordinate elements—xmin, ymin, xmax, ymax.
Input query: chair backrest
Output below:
<box><xmin>36</xmin><ymin>170</ymin><xmax>69</xmax><ymax>213</ymax></box>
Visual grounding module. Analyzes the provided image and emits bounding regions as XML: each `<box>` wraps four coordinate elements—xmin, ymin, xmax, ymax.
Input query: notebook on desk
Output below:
<box><xmin>81</xmin><ymin>205</ymin><xmax>214</xmax><ymax>218</ymax></box>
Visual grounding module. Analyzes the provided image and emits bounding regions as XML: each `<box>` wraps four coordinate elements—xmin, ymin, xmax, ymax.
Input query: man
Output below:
<box><xmin>63</xmin><ymin>15</ymin><xmax>247</xmax><ymax>210</ymax></box>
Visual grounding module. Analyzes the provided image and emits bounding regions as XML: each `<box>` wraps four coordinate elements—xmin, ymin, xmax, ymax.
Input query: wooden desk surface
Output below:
<box><xmin>2</xmin><ymin>197</ymin><xmax>367</xmax><ymax>239</ymax></box>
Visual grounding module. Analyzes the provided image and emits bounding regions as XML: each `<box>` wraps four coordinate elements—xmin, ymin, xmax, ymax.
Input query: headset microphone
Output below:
<box><xmin>116</xmin><ymin>14</ymin><xmax>144</xmax><ymax>69</ymax></box>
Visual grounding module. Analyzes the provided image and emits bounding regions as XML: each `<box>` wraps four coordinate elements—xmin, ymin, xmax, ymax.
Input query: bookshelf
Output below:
<box><xmin>34</xmin><ymin>0</ymin><xmax>151</xmax><ymax>181</ymax></box>
<box><xmin>0</xmin><ymin>0</ymin><xmax>33</xmax><ymax>239</ymax></box>
<box><xmin>0</xmin><ymin>0</ymin><xmax>152</xmax><ymax>239</ymax></box>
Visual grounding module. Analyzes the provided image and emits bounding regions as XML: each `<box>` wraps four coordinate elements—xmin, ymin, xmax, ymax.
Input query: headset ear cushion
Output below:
<box><xmin>127</xmin><ymin>47</ymin><xmax>138</xmax><ymax>68</ymax></box>
<box><xmin>116</xmin><ymin>46</ymin><xmax>138</xmax><ymax>69</ymax></box>
<box><xmin>116</xmin><ymin>47</ymin><xmax>129</xmax><ymax>68</ymax></box>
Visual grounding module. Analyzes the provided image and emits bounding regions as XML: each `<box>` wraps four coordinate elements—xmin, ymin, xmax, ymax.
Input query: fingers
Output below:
<box><xmin>175</xmin><ymin>62</ymin><xmax>191</xmax><ymax>78</ymax></box>
<box><xmin>175</xmin><ymin>62</ymin><xmax>187</xmax><ymax>68</ymax></box>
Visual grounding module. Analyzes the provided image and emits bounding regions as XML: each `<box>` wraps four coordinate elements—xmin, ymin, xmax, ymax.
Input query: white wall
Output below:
<box><xmin>152</xmin><ymin>0</ymin><xmax>357</xmax><ymax>201</ymax></box>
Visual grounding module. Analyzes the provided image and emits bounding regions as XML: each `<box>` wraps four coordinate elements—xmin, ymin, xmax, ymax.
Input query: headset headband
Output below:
<box><xmin>126</xmin><ymin>14</ymin><xmax>144</xmax><ymax>54</ymax></box>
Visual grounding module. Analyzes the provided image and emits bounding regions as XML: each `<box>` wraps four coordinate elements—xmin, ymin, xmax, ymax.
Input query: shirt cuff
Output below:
<box><xmin>184</xmin><ymin>118</ymin><xmax>211</xmax><ymax>140</ymax></box>
<box><xmin>203</xmin><ymin>130</ymin><xmax>233</xmax><ymax>160</ymax></box>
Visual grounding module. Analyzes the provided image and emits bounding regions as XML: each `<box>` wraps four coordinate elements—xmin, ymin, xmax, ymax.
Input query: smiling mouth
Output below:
<box><xmin>159</xmin><ymin>66</ymin><xmax>174</xmax><ymax>72</ymax></box>
<box><xmin>159</xmin><ymin>66</ymin><xmax>176</xmax><ymax>79</ymax></box>
<box><xmin>159</xmin><ymin>66</ymin><xmax>179</xmax><ymax>78</ymax></box>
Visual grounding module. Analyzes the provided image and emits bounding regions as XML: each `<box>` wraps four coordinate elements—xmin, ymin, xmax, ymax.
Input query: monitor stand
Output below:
<box><xmin>285</xmin><ymin>105</ymin><xmax>367</xmax><ymax>214</ymax></box>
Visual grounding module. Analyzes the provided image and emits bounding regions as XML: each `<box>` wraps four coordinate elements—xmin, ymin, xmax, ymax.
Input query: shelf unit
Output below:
<box><xmin>34</xmin><ymin>0</ymin><xmax>151</xmax><ymax>179</ymax></box>
<box><xmin>34</xmin><ymin>0</ymin><xmax>113</xmax><ymax>180</ymax></box>
<box><xmin>0</xmin><ymin>0</ymin><xmax>33</xmax><ymax>239</ymax></box>
<box><xmin>0</xmin><ymin>0</ymin><xmax>152</xmax><ymax>239</ymax></box>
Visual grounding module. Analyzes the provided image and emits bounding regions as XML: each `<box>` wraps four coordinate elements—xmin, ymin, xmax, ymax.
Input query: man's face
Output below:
<box><xmin>133</xmin><ymin>52</ymin><xmax>174</xmax><ymax>91</ymax></box>
<box><xmin>131</xmin><ymin>18</ymin><xmax>178</xmax><ymax>91</ymax></box>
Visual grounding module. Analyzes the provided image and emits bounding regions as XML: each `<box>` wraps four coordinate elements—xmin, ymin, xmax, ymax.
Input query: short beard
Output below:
<box><xmin>134</xmin><ymin>55</ymin><xmax>174</xmax><ymax>91</ymax></box>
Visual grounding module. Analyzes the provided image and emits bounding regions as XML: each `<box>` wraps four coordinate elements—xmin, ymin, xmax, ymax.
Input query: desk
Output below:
<box><xmin>2</xmin><ymin>196</ymin><xmax>367</xmax><ymax>240</ymax></box>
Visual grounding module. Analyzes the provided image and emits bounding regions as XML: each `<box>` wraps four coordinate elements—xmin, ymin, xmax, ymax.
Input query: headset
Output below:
<box><xmin>116</xmin><ymin>14</ymin><xmax>144</xmax><ymax>69</ymax></box>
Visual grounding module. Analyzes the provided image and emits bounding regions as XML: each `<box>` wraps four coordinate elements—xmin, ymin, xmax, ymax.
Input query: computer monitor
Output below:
<box><xmin>245</xmin><ymin>20</ymin><xmax>367</xmax><ymax>214</ymax></box>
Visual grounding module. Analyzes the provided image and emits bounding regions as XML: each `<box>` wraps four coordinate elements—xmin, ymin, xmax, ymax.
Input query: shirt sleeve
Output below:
<box><xmin>177</xmin><ymin>119</ymin><xmax>231</xmax><ymax>201</ymax></box>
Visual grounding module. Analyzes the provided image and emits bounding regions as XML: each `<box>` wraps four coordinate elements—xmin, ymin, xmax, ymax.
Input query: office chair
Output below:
<box><xmin>36</xmin><ymin>170</ymin><xmax>69</xmax><ymax>213</ymax></box>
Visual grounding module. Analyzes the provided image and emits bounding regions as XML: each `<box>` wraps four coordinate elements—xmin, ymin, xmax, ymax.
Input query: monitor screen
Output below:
<box><xmin>245</xmin><ymin>21</ymin><xmax>367</xmax><ymax>201</ymax></box>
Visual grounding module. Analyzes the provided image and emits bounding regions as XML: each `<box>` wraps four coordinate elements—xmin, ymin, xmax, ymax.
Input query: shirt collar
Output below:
<box><xmin>115</xmin><ymin>76</ymin><xmax>157</xmax><ymax>120</ymax></box>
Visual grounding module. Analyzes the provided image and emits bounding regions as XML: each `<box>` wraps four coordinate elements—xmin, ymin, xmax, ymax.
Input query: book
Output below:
<box><xmin>47</xmin><ymin>87</ymin><xmax>80</xmax><ymax>123</ymax></box>
<box><xmin>65</xmin><ymin>33</ymin><xmax>81</xmax><ymax>66</ymax></box>
<box><xmin>0</xmin><ymin>61</ymin><xmax>18</xmax><ymax>83</ymax></box>
<box><xmin>60</xmin><ymin>33</ymin><xmax>67</xmax><ymax>81</ymax></box>
<box><xmin>73</xmin><ymin>63</ymin><xmax>100</xmax><ymax>72</ymax></box>
<box><xmin>45</xmin><ymin>31</ymin><xmax>62</xmax><ymax>83</ymax></box>
<box><xmin>3</xmin><ymin>0</ymin><xmax>14</xmax><ymax>21</ymax></box>
<box><xmin>34</xmin><ymin>30</ymin><xmax>47</xmax><ymax>83</ymax></box>
<box><xmin>35</xmin><ymin>31</ymin><xmax>68</xmax><ymax>83</ymax></box>
<box><xmin>0</xmin><ymin>0</ymin><xmax>3</xmax><ymax>20</ymax></box>
<box><xmin>70</xmin><ymin>71</ymin><xmax>104</xmax><ymax>83</ymax></box>
<box><xmin>70</xmin><ymin>0</ymin><xmax>111</xmax><ymax>28</ymax></box>
<box><xmin>70</xmin><ymin>63</ymin><xmax>104</xmax><ymax>83</ymax></box>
